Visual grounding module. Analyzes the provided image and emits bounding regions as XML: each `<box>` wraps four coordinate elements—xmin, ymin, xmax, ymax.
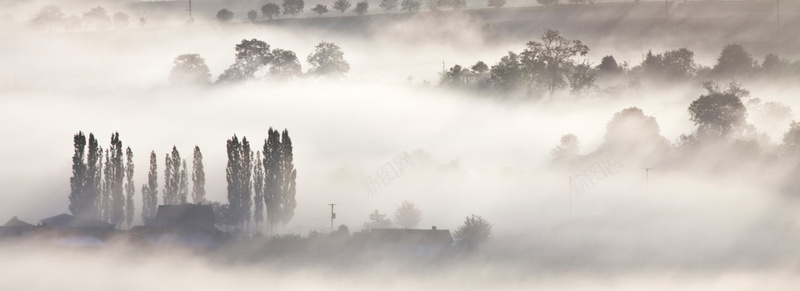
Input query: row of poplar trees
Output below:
<box><xmin>225</xmin><ymin>128</ymin><xmax>296</xmax><ymax>235</ymax></box>
<box><xmin>69</xmin><ymin>132</ymin><xmax>207</xmax><ymax>228</ymax></box>
<box><xmin>69</xmin><ymin>132</ymin><xmax>135</xmax><ymax>227</ymax></box>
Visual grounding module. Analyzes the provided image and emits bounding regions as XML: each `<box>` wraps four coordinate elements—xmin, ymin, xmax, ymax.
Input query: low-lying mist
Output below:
<box><xmin>2</xmin><ymin>1</ymin><xmax>800</xmax><ymax>289</ymax></box>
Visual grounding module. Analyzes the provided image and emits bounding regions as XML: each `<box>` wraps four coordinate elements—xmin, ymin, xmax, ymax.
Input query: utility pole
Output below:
<box><xmin>328</xmin><ymin>203</ymin><xmax>337</xmax><ymax>232</ymax></box>
<box><xmin>188</xmin><ymin>0</ymin><xmax>193</xmax><ymax>22</ymax></box>
<box><xmin>777</xmin><ymin>0</ymin><xmax>780</xmax><ymax>32</ymax></box>
<box><xmin>645</xmin><ymin>168</ymin><xmax>653</xmax><ymax>194</ymax></box>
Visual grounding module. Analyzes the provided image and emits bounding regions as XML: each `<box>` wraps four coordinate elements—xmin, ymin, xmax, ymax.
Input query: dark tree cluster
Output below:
<box><xmin>443</xmin><ymin>31</ymin><xmax>800</xmax><ymax>99</ymax></box>
<box><xmin>171</xmin><ymin>39</ymin><xmax>348</xmax><ymax>85</ymax></box>
<box><xmin>69</xmin><ymin>132</ymin><xmax>135</xmax><ymax>228</ymax></box>
<box><xmin>217</xmin><ymin>129</ymin><xmax>296</xmax><ymax>234</ymax></box>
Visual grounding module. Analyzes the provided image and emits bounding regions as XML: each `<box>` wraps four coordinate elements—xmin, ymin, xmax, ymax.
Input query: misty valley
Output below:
<box><xmin>1</xmin><ymin>0</ymin><xmax>799</xmax><ymax>290</ymax></box>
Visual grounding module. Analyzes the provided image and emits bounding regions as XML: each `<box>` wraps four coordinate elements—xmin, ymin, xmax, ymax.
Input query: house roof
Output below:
<box><xmin>39</xmin><ymin>214</ymin><xmax>114</xmax><ymax>229</ymax></box>
<box><xmin>4</xmin><ymin>216</ymin><xmax>34</xmax><ymax>228</ymax></box>
<box><xmin>153</xmin><ymin>204</ymin><xmax>215</xmax><ymax>228</ymax></box>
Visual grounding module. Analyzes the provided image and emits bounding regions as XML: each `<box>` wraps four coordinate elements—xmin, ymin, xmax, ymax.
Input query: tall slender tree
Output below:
<box><xmin>84</xmin><ymin>134</ymin><xmax>101</xmax><ymax>219</ymax></box>
<box><xmin>242</xmin><ymin>138</ymin><xmax>253</xmax><ymax>229</ymax></box>
<box><xmin>192</xmin><ymin>146</ymin><xmax>206</xmax><ymax>203</ymax></box>
<box><xmin>69</xmin><ymin>132</ymin><xmax>87</xmax><ymax>218</ymax></box>
<box><xmin>101</xmin><ymin>149</ymin><xmax>111</xmax><ymax>222</ymax></box>
<box><xmin>263</xmin><ymin>129</ymin><xmax>282</xmax><ymax>234</ymax></box>
<box><xmin>141</xmin><ymin>151</ymin><xmax>158</xmax><ymax>222</ymax></box>
<box><xmin>179</xmin><ymin>160</ymin><xmax>188</xmax><ymax>204</ymax></box>
<box><xmin>226</xmin><ymin>135</ymin><xmax>242</xmax><ymax>228</ymax></box>
<box><xmin>253</xmin><ymin>151</ymin><xmax>265</xmax><ymax>231</ymax></box>
<box><xmin>163</xmin><ymin>146</ymin><xmax>181</xmax><ymax>205</ymax></box>
<box><xmin>109</xmin><ymin>133</ymin><xmax>125</xmax><ymax>227</ymax></box>
<box><xmin>124</xmin><ymin>147</ymin><xmax>135</xmax><ymax>228</ymax></box>
<box><xmin>280</xmin><ymin>130</ymin><xmax>297</xmax><ymax>226</ymax></box>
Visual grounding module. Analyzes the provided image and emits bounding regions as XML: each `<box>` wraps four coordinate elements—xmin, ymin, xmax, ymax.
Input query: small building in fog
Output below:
<box><xmin>130</xmin><ymin>203</ymin><xmax>225</xmax><ymax>248</ymax></box>
<box><xmin>0</xmin><ymin>216</ymin><xmax>36</xmax><ymax>238</ymax></box>
<box><xmin>37</xmin><ymin>213</ymin><xmax>115</xmax><ymax>247</ymax></box>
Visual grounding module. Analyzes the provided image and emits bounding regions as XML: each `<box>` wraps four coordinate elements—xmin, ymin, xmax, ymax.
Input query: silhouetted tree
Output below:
<box><xmin>163</xmin><ymin>146</ymin><xmax>181</xmax><ymax>205</ymax></box>
<box><xmin>307</xmin><ymin>41</ymin><xmax>350</xmax><ymax>78</ymax></box>
<box><xmin>262</xmin><ymin>3</ymin><xmax>281</xmax><ymax>19</ymax></box>
<box><xmin>564</xmin><ymin>60</ymin><xmax>596</xmax><ymax>95</ymax></box>
<box><xmin>280</xmin><ymin>130</ymin><xmax>296</xmax><ymax>226</ymax></box>
<box><xmin>488</xmin><ymin>0</ymin><xmax>506</xmax><ymax>9</ymax></box>
<box><xmin>69</xmin><ymin>132</ymin><xmax>87</xmax><ymax>218</ymax></box>
<box><xmin>269</xmin><ymin>48</ymin><xmax>303</xmax><ymax>80</ymax></box>
<box><xmin>84</xmin><ymin>134</ymin><xmax>101</xmax><ymax>219</ymax></box>
<box><xmin>354</xmin><ymin>1</ymin><xmax>369</xmax><ymax>15</ymax></box>
<box><xmin>537</xmin><ymin>0</ymin><xmax>558</xmax><ymax>6</ymax></box>
<box><xmin>100</xmin><ymin>149</ymin><xmax>111</xmax><ymax>222</ymax></box>
<box><xmin>124</xmin><ymin>147</ymin><xmax>134</xmax><ymax>228</ymax></box>
<box><xmin>262</xmin><ymin>128</ymin><xmax>297</xmax><ymax>234</ymax></box>
<box><xmin>264</xmin><ymin>129</ymin><xmax>281</xmax><ymax>234</ymax></box>
<box><xmin>31</xmin><ymin>5</ymin><xmax>65</xmax><ymax>30</ymax></box>
<box><xmin>108</xmin><ymin>133</ymin><xmax>125</xmax><ymax>227</ymax></box>
<box><xmin>394</xmin><ymin>200</ymin><xmax>422</xmax><ymax>228</ymax></box>
<box><xmin>551</xmin><ymin>134</ymin><xmax>580</xmax><ymax>165</ymax></box>
<box><xmin>712</xmin><ymin>44</ymin><xmax>755</xmax><ymax>78</ymax></box>
<box><xmin>521</xmin><ymin>29</ymin><xmax>589</xmax><ymax>97</ymax></box>
<box><xmin>312</xmin><ymin>4</ymin><xmax>330</xmax><ymax>16</ymax></box>
<box><xmin>216</xmin><ymin>9</ymin><xmax>234</xmax><ymax>22</ymax></box>
<box><xmin>640</xmin><ymin>48</ymin><xmax>696</xmax><ymax>80</ymax></box>
<box><xmin>226</xmin><ymin>135</ymin><xmax>253</xmax><ymax>229</ymax></box>
<box><xmin>247</xmin><ymin>10</ymin><xmax>258</xmax><ymax>21</ymax></box>
<box><xmin>142</xmin><ymin>151</ymin><xmax>158</xmax><ymax>222</ymax></box>
<box><xmin>688</xmin><ymin>92</ymin><xmax>747</xmax><ymax>140</ymax></box>
<box><xmin>242</xmin><ymin>138</ymin><xmax>253</xmax><ymax>229</ymax></box>
<box><xmin>454</xmin><ymin>214</ymin><xmax>492</xmax><ymax>250</ymax></box>
<box><xmin>363</xmin><ymin>209</ymin><xmax>393</xmax><ymax>229</ymax></box>
<box><xmin>782</xmin><ymin>121</ymin><xmax>800</xmax><ymax>157</ymax></box>
<box><xmin>380</xmin><ymin>0</ymin><xmax>399</xmax><ymax>13</ymax></box>
<box><xmin>334</xmin><ymin>0</ymin><xmax>352</xmax><ymax>14</ymax></box>
<box><xmin>113</xmin><ymin>12</ymin><xmax>129</xmax><ymax>28</ymax></box>
<box><xmin>597</xmin><ymin>55</ymin><xmax>622</xmax><ymax>75</ymax></box>
<box><xmin>218</xmin><ymin>39</ymin><xmax>273</xmax><ymax>83</ymax></box>
<box><xmin>179</xmin><ymin>160</ymin><xmax>188</xmax><ymax>204</ymax></box>
<box><xmin>401</xmin><ymin>0</ymin><xmax>421</xmax><ymax>12</ymax></box>
<box><xmin>283</xmin><ymin>0</ymin><xmax>305</xmax><ymax>17</ymax></box>
<box><xmin>192</xmin><ymin>146</ymin><xmax>205</xmax><ymax>203</ymax></box>
<box><xmin>82</xmin><ymin>6</ymin><xmax>111</xmax><ymax>29</ymax></box>
<box><xmin>451</xmin><ymin>0</ymin><xmax>466</xmax><ymax>10</ymax></box>
<box><xmin>170</xmin><ymin>54</ymin><xmax>211</xmax><ymax>85</ymax></box>
<box><xmin>490</xmin><ymin>52</ymin><xmax>524</xmax><ymax>93</ymax></box>
<box><xmin>254</xmin><ymin>151</ymin><xmax>265</xmax><ymax>230</ymax></box>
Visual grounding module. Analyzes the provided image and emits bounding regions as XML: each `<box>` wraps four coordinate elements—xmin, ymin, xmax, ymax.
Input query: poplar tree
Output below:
<box><xmin>163</xmin><ymin>146</ymin><xmax>181</xmax><ymax>205</ymax></box>
<box><xmin>84</xmin><ymin>134</ymin><xmax>101</xmax><ymax>219</ymax></box>
<box><xmin>101</xmin><ymin>149</ymin><xmax>111</xmax><ymax>222</ymax></box>
<box><xmin>280</xmin><ymin>130</ymin><xmax>297</xmax><ymax>225</ymax></box>
<box><xmin>109</xmin><ymin>133</ymin><xmax>125</xmax><ymax>227</ymax></box>
<box><xmin>69</xmin><ymin>132</ymin><xmax>87</xmax><ymax>217</ymax></box>
<box><xmin>241</xmin><ymin>138</ymin><xmax>253</xmax><ymax>229</ymax></box>
<box><xmin>253</xmin><ymin>151</ymin><xmax>265</xmax><ymax>231</ymax></box>
<box><xmin>226</xmin><ymin>135</ymin><xmax>242</xmax><ymax>228</ymax></box>
<box><xmin>164</xmin><ymin>153</ymin><xmax>173</xmax><ymax>205</ymax></box>
<box><xmin>263</xmin><ymin>129</ymin><xmax>281</xmax><ymax>234</ymax></box>
<box><xmin>141</xmin><ymin>151</ymin><xmax>158</xmax><ymax>222</ymax></box>
<box><xmin>124</xmin><ymin>147</ymin><xmax>135</xmax><ymax>228</ymax></box>
<box><xmin>192</xmin><ymin>146</ymin><xmax>205</xmax><ymax>203</ymax></box>
<box><xmin>179</xmin><ymin>159</ymin><xmax>188</xmax><ymax>204</ymax></box>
